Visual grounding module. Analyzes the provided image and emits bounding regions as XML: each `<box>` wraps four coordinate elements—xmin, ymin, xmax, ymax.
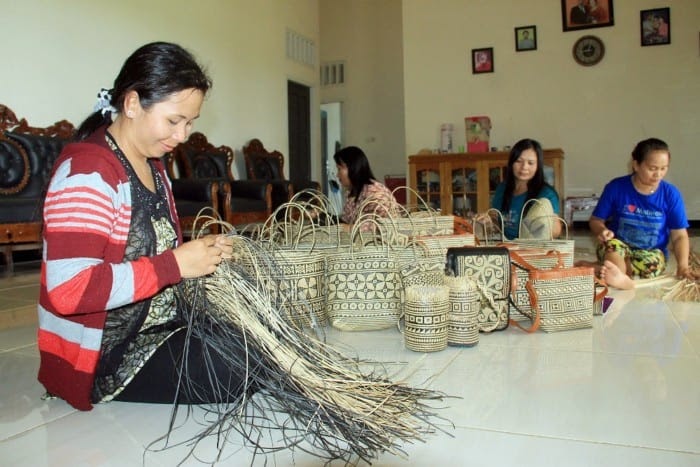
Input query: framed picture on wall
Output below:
<box><xmin>561</xmin><ymin>0</ymin><xmax>614</xmax><ymax>32</ymax></box>
<box><xmin>472</xmin><ymin>47</ymin><xmax>494</xmax><ymax>74</ymax></box>
<box><xmin>641</xmin><ymin>8</ymin><xmax>670</xmax><ymax>46</ymax></box>
<box><xmin>515</xmin><ymin>25</ymin><xmax>537</xmax><ymax>51</ymax></box>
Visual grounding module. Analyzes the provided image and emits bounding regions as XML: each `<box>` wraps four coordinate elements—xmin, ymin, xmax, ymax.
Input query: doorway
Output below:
<box><xmin>320</xmin><ymin>102</ymin><xmax>343</xmax><ymax>214</ymax></box>
<box><xmin>287</xmin><ymin>80</ymin><xmax>311</xmax><ymax>183</ymax></box>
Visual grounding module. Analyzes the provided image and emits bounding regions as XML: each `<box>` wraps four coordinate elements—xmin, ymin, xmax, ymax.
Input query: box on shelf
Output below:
<box><xmin>465</xmin><ymin>116</ymin><xmax>491</xmax><ymax>153</ymax></box>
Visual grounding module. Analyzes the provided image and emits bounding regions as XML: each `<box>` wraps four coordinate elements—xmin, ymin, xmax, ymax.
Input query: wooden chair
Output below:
<box><xmin>168</xmin><ymin>132</ymin><xmax>272</xmax><ymax>228</ymax></box>
<box><xmin>243</xmin><ymin>138</ymin><xmax>320</xmax><ymax>212</ymax></box>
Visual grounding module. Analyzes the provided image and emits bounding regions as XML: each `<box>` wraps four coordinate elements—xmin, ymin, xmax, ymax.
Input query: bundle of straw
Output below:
<box><xmin>660</xmin><ymin>251</ymin><xmax>700</xmax><ymax>302</ymax></box>
<box><xmin>157</xmin><ymin>233</ymin><xmax>451</xmax><ymax>465</ymax></box>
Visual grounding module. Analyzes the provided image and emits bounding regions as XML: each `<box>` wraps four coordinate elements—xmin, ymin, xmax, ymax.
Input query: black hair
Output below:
<box><xmin>499</xmin><ymin>138</ymin><xmax>549</xmax><ymax>215</ymax></box>
<box><xmin>333</xmin><ymin>146</ymin><xmax>376</xmax><ymax>199</ymax></box>
<box><xmin>631</xmin><ymin>138</ymin><xmax>669</xmax><ymax>164</ymax></box>
<box><xmin>75</xmin><ymin>41</ymin><xmax>212</xmax><ymax>141</ymax></box>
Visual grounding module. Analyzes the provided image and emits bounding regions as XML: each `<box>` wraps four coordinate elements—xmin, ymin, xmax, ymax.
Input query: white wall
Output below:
<box><xmin>0</xmin><ymin>0</ymin><xmax>321</xmax><ymax>181</ymax></box>
<box><xmin>401</xmin><ymin>0</ymin><xmax>700</xmax><ymax>217</ymax></box>
<box><xmin>319</xmin><ymin>0</ymin><xmax>406</xmax><ymax>182</ymax></box>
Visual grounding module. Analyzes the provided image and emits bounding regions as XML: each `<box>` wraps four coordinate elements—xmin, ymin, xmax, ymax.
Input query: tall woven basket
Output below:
<box><xmin>404</xmin><ymin>285</ymin><xmax>450</xmax><ymax>352</ymax></box>
<box><xmin>445</xmin><ymin>276</ymin><xmax>479</xmax><ymax>347</ymax></box>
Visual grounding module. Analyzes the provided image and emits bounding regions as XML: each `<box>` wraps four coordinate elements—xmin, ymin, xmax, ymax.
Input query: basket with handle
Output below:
<box><xmin>508</xmin><ymin>250</ymin><xmax>608</xmax><ymax>333</ymax></box>
<box><xmin>326</xmin><ymin>215</ymin><xmax>403</xmax><ymax>331</ymax></box>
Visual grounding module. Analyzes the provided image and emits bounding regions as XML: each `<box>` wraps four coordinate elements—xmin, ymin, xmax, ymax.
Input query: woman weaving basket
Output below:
<box><xmin>334</xmin><ymin>145</ymin><xmax>401</xmax><ymax>230</ymax></box>
<box><xmin>38</xmin><ymin>41</ymin><xmax>446</xmax><ymax>465</ymax></box>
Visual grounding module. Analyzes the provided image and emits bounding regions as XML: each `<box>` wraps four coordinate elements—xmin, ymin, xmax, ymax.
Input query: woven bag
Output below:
<box><xmin>474</xmin><ymin>206</ymin><xmax>575</xmax><ymax>267</ymax></box>
<box><xmin>507</xmin><ymin>248</ymin><xmax>568</xmax><ymax>324</ymax></box>
<box><xmin>508</xmin><ymin>251</ymin><xmax>608</xmax><ymax>333</ymax></box>
<box><xmin>274</xmin><ymin>248</ymin><xmax>328</xmax><ymax>328</ymax></box>
<box><xmin>404</xmin><ymin>285</ymin><xmax>450</xmax><ymax>352</ymax></box>
<box><xmin>236</xmin><ymin>246</ymin><xmax>328</xmax><ymax>329</ymax></box>
<box><xmin>518</xmin><ymin>197</ymin><xmax>555</xmax><ymax>239</ymax></box>
<box><xmin>444</xmin><ymin>275</ymin><xmax>479</xmax><ymax>347</ymax></box>
<box><xmin>325</xmin><ymin>222</ymin><xmax>403</xmax><ymax>330</ymax></box>
<box><xmin>398</xmin><ymin>259</ymin><xmax>446</xmax><ymax>289</ymax></box>
<box><xmin>376</xmin><ymin>187</ymin><xmax>455</xmax><ymax>243</ymax></box>
<box><xmin>514</xmin><ymin>201</ymin><xmax>574</xmax><ymax>266</ymax></box>
<box><xmin>414</xmin><ymin>233</ymin><xmax>476</xmax><ymax>260</ymax></box>
<box><xmin>445</xmin><ymin>246</ymin><xmax>512</xmax><ymax>332</ymax></box>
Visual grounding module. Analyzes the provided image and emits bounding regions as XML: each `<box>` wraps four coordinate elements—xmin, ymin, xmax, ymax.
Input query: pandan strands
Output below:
<box><xmin>660</xmin><ymin>250</ymin><xmax>700</xmax><ymax>302</ymax></box>
<box><xmin>150</xmin><ymin>221</ymin><xmax>452</xmax><ymax>465</ymax></box>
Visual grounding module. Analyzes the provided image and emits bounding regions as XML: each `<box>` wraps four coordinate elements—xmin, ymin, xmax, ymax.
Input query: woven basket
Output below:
<box><xmin>445</xmin><ymin>275</ymin><xmax>479</xmax><ymax>347</ymax></box>
<box><xmin>514</xmin><ymin>201</ymin><xmax>574</xmax><ymax>266</ymax></box>
<box><xmin>509</xmin><ymin>249</ymin><xmax>568</xmax><ymax>323</ymax></box>
<box><xmin>237</xmin><ymin>247</ymin><xmax>328</xmax><ymax>329</ymax></box>
<box><xmin>530</xmin><ymin>267</ymin><xmax>595</xmax><ymax>332</ymax></box>
<box><xmin>414</xmin><ymin>233</ymin><xmax>476</xmax><ymax>260</ymax></box>
<box><xmin>326</xmin><ymin>244</ymin><xmax>402</xmax><ymax>331</ymax></box>
<box><xmin>445</xmin><ymin>246</ymin><xmax>512</xmax><ymax>332</ymax></box>
<box><xmin>404</xmin><ymin>285</ymin><xmax>449</xmax><ymax>352</ymax></box>
<box><xmin>508</xmin><ymin>250</ymin><xmax>604</xmax><ymax>333</ymax></box>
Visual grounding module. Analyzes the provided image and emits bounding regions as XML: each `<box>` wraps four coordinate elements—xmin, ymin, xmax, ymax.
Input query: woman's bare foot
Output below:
<box><xmin>600</xmin><ymin>260</ymin><xmax>635</xmax><ymax>290</ymax></box>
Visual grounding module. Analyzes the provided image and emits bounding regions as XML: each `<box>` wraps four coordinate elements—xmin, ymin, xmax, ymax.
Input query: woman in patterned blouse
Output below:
<box><xmin>334</xmin><ymin>146</ymin><xmax>400</xmax><ymax>229</ymax></box>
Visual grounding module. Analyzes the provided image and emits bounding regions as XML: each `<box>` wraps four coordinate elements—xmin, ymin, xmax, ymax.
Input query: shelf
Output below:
<box><xmin>408</xmin><ymin>148</ymin><xmax>564</xmax><ymax>216</ymax></box>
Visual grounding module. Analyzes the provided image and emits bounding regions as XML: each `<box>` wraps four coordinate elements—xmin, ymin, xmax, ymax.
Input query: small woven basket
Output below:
<box><xmin>404</xmin><ymin>285</ymin><xmax>449</xmax><ymax>352</ymax></box>
<box><xmin>445</xmin><ymin>275</ymin><xmax>479</xmax><ymax>347</ymax></box>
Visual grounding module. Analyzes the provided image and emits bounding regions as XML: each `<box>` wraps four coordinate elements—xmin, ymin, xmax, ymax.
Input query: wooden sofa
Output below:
<box><xmin>0</xmin><ymin>105</ymin><xmax>74</xmax><ymax>274</ymax></box>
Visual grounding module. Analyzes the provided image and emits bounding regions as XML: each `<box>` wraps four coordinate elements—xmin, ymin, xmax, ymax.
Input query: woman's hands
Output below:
<box><xmin>172</xmin><ymin>234</ymin><xmax>234</xmax><ymax>278</ymax></box>
<box><xmin>590</xmin><ymin>217</ymin><xmax>614</xmax><ymax>243</ymax></box>
<box><xmin>597</xmin><ymin>228</ymin><xmax>615</xmax><ymax>243</ymax></box>
<box><xmin>675</xmin><ymin>265</ymin><xmax>699</xmax><ymax>281</ymax></box>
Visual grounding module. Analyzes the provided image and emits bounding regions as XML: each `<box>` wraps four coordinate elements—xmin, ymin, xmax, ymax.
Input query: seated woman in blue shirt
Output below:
<box><xmin>488</xmin><ymin>138</ymin><xmax>562</xmax><ymax>240</ymax></box>
<box><xmin>588</xmin><ymin>137</ymin><xmax>693</xmax><ymax>289</ymax></box>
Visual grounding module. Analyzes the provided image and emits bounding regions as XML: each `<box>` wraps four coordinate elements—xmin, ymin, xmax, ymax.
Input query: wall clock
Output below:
<box><xmin>572</xmin><ymin>35</ymin><xmax>605</xmax><ymax>66</ymax></box>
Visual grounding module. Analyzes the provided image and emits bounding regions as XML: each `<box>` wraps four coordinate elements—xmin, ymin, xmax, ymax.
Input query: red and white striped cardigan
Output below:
<box><xmin>37</xmin><ymin>127</ymin><xmax>183</xmax><ymax>410</ymax></box>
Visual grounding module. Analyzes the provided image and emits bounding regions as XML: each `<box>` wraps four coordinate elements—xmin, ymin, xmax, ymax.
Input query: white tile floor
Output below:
<box><xmin>1</xmin><ymin>235</ymin><xmax>699</xmax><ymax>466</ymax></box>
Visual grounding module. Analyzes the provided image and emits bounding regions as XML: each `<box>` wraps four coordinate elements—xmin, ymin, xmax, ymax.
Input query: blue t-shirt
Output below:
<box><xmin>591</xmin><ymin>175</ymin><xmax>688</xmax><ymax>256</ymax></box>
<box><xmin>491</xmin><ymin>183</ymin><xmax>560</xmax><ymax>240</ymax></box>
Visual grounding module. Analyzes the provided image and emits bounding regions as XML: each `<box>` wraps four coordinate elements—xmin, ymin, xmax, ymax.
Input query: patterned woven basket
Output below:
<box><xmin>530</xmin><ymin>267</ymin><xmax>595</xmax><ymax>332</ymax></box>
<box><xmin>445</xmin><ymin>246</ymin><xmax>512</xmax><ymax>332</ymax></box>
<box><xmin>509</xmin><ymin>249</ymin><xmax>568</xmax><ymax>323</ymax></box>
<box><xmin>414</xmin><ymin>233</ymin><xmax>476</xmax><ymax>260</ymax></box>
<box><xmin>445</xmin><ymin>275</ymin><xmax>479</xmax><ymax>347</ymax></box>
<box><xmin>237</xmin><ymin>247</ymin><xmax>328</xmax><ymax>329</ymax></box>
<box><xmin>514</xmin><ymin>202</ymin><xmax>575</xmax><ymax>266</ymax></box>
<box><xmin>404</xmin><ymin>285</ymin><xmax>449</xmax><ymax>352</ymax></box>
<box><xmin>326</xmin><ymin>244</ymin><xmax>402</xmax><ymax>331</ymax></box>
<box><xmin>508</xmin><ymin>250</ymin><xmax>606</xmax><ymax>332</ymax></box>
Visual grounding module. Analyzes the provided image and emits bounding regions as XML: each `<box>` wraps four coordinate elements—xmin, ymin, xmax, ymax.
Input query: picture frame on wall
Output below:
<box><xmin>561</xmin><ymin>0</ymin><xmax>614</xmax><ymax>32</ymax></box>
<box><xmin>472</xmin><ymin>47</ymin><xmax>494</xmax><ymax>74</ymax></box>
<box><xmin>641</xmin><ymin>8</ymin><xmax>670</xmax><ymax>46</ymax></box>
<box><xmin>515</xmin><ymin>25</ymin><xmax>537</xmax><ymax>52</ymax></box>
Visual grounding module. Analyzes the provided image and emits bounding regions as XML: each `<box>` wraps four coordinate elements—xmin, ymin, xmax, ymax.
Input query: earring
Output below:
<box><xmin>127</xmin><ymin>111</ymin><xmax>134</xmax><ymax>118</ymax></box>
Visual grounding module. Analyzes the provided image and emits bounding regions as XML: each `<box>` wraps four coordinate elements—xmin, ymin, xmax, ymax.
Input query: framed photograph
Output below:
<box><xmin>515</xmin><ymin>25</ymin><xmax>537</xmax><ymax>52</ymax></box>
<box><xmin>472</xmin><ymin>47</ymin><xmax>494</xmax><ymax>74</ymax></box>
<box><xmin>641</xmin><ymin>8</ymin><xmax>670</xmax><ymax>46</ymax></box>
<box><xmin>561</xmin><ymin>0</ymin><xmax>614</xmax><ymax>32</ymax></box>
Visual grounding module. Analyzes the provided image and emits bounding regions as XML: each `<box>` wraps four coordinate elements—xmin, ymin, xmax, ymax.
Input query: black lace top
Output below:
<box><xmin>92</xmin><ymin>132</ymin><xmax>181</xmax><ymax>402</ymax></box>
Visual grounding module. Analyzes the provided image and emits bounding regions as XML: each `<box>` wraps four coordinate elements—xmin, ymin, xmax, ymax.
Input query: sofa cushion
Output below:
<box><xmin>0</xmin><ymin>136</ymin><xmax>30</xmax><ymax>194</ymax></box>
<box><xmin>6</xmin><ymin>131</ymin><xmax>70</xmax><ymax>198</ymax></box>
<box><xmin>0</xmin><ymin>198</ymin><xmax>41</xmax><ymax>223</ymax></box>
